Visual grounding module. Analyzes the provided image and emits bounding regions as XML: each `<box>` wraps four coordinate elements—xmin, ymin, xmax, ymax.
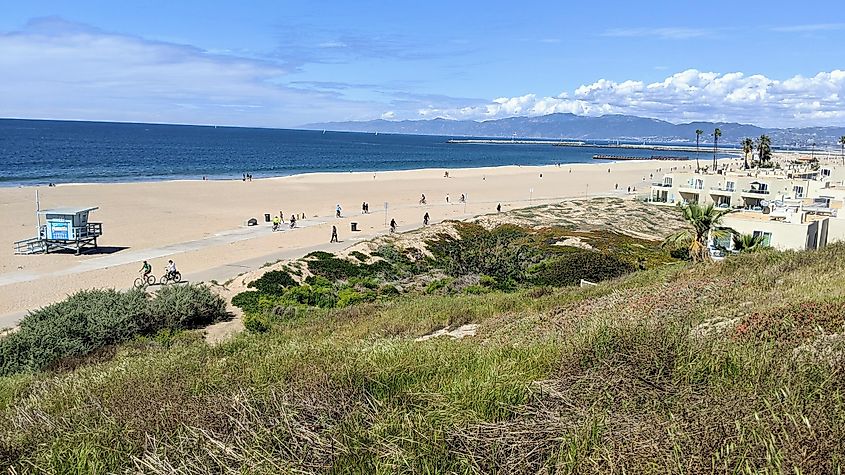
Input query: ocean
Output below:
<box><xmin>0</xmin><ymin>118</ymin><xmax>712</xmax><ymax>186</ymax></box>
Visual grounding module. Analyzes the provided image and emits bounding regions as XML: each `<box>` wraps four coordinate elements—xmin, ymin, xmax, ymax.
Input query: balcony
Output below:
<box><xmin>709</xmin><ymin>186</ymin><xmax>736</xmax><ymax>196</ymax></box>
<box><xmin>651</xmin><ymin>182</ymin><xmax>673</xmax><ymax>188</ymax></box>
<box><xmin>741</xmin><ymin>188</ymin><xmax>770</xmax><ymax>196</ymax></box>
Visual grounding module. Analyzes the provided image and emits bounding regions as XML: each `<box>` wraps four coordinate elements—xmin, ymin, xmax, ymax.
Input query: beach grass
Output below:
<box><xmin>3</xmin><ymin>245</ymin><xmax>845</xmax><ymax>472</ymax></box>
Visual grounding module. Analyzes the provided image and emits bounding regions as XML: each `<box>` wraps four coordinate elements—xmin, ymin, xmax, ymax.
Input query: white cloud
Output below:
<box><xmin>0</xmin><ymin>17</ymin><xmax>374</xmax><ymax>126</ymax></box>
<box><xmin>411</xmin><ymin>69</ymin><xmax>845</xmax><ymax>127</ymax></box>
<box><xmin>601</xmin><ymin>27</ymin><xmax>717</xmax><ymax>39</ymax></box>
<box><xmin>770</xmin><ymin>23</ymin><xmax>845</xmax><ymax>33</ymax></box>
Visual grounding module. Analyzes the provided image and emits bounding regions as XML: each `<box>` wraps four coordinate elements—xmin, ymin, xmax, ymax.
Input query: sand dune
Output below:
<box><xmin>0</xmin><ymin>158</ymin><xmax>727</xmax><ymax>326</ymax></box>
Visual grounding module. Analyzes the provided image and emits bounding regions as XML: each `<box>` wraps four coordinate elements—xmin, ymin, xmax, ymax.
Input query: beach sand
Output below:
<box><xmin>0</xmin><ymin>158</ymin><xmax>725</xmax><ymax>326</ymax></box>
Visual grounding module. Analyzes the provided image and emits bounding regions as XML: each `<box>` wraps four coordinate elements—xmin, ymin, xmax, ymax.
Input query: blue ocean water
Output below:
<box><xmin>0</xmin><ymin>119</ymin><xmax>706</xmax><ymax>186</ymax></box>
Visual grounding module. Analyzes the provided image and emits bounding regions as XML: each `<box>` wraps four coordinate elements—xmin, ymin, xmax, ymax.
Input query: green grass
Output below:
<box><xmin>3</xmin><ymin>245</ymin><xmax>845</xmax><ymax>472</ymax></box>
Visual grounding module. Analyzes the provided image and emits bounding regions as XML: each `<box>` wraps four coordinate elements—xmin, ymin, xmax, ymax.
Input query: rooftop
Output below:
<box><xmin>38</xmin><ymin>206</ymin><xmax>99</xmax><ymax>215</ymax></box>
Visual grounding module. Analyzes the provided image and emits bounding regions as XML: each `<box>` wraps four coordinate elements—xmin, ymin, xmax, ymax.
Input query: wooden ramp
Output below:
<box><xmin>14</xmin><ymin>238</ymin><xmax>47</xmax><ymax>255</ymax></box>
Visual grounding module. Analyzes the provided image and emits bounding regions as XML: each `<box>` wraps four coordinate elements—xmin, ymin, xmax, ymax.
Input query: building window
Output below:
<box><xmin>753</xmin><ymin>231</ymin><xmax>772</xmax><ymax>246</ymax></box>
<box><xmin>663</xmin><ymin>177</ymin><xmax>673</xmax><ymax>187</ymax></box>
<box><xmin>694</xmin><ymin>179</ymin><xmax>704</xmax><ymax>190</ymax></box>
<box><xmin>821</xmin><ymin>169</ymin><xmax>832</xmax><ymax>177</ymax></box>
<box><xmin>726</xmin><ymin>181</ymin><xmax>735</xmax><ymax>191</ymax></box>
<box><xmin>793</xmin><ymin>185</ymin><xmax>804</xmax><ymax>198</ymax></box>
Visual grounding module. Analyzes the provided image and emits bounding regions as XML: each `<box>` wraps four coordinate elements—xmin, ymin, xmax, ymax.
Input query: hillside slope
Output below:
<box><xmin>2</xmin><ymin>243</ymin><xmax>845</xmax><ymax>472</ymax></box>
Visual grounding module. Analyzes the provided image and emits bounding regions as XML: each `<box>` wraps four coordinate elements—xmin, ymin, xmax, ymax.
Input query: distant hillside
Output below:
<box><xmin>303</xmin><ymin>113</ymin><xmax>845</xmax><ymax>147</ymax></box>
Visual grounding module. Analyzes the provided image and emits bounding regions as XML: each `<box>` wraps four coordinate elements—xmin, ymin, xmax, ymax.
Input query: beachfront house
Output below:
<box><xmin>718</xmin><ymin>205</ymin><xmax>829</xmax><ymax>252</ymax></box>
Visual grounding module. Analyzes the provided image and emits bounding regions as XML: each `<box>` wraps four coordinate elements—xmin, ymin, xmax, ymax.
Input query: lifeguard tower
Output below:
<box><xmin>14</xmin><ymin>206</ymin><xmax>103</xmax><ymax>255</ymax></box>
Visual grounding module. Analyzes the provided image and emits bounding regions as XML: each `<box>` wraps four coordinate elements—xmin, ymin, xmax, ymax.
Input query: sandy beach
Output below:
<box><xmin>0</xmin><ymin>158</ymin><xmax>721</xmax><ymax>326</ymax></box>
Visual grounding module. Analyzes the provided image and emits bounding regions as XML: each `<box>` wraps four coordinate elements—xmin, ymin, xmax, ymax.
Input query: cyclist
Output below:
<box><xmin>166</xmin><ymin>260</ymin><xmax>177</xmax><ymax>279</ymax></box>
<box><xmin>419</xmin><ymin>193</ymin><xmax>426</xmax><ymax>205</ymax></box>
<box><xmin>389</xmin><ymin>218</ymin><xmax>397</xmax><ymax>234</ymax></box>
<box><xmin>139</xmin><ymin>260</ymin><xmax>152</xmax><ymax>280</ymax></box>
<box><xmin>423</xmin><ymin>212</ymin><xmax>430</xmax><ymax>226</ymax></box>
<box><xmin>272</xmin><ymin>215</ymin><xmax>281</xmax><ymax>231</ymax></box>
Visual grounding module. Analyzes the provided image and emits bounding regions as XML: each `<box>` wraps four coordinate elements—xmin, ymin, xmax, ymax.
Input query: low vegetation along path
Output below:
<box><xmin>0</xmin><ymin>199</ymin><xmax>536</xmax><ymax>330</ymax></box>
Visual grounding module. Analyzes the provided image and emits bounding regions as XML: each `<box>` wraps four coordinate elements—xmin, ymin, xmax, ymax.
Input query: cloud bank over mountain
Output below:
<box><xmin>413</xmin><ymin>69</ymin><xmax>845</xmax><ymax>128</ymax></box>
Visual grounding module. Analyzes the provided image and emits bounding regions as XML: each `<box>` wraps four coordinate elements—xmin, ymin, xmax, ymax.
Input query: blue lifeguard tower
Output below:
<box><xmin>14</xmin><ymin>206</ymin><xmax>103</xmax><ymax>255</ymax></box>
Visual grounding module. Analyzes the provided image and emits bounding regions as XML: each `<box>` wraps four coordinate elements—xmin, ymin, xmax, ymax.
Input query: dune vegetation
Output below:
<box><xmin>1</xmin><ymin>201</ymin><xmax>845</xmax><ymax>473</ymax></box>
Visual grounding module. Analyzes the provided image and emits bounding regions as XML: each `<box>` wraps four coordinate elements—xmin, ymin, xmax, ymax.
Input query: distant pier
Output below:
<box><xmin>447</xmin><ymin>139</ymin><xmax>740</xmax><ymax>154</ymax></box>
<box><xmin>592</xmin><ymin>154</ymin><xmax>689</xmax><ymax>161</ymax></box>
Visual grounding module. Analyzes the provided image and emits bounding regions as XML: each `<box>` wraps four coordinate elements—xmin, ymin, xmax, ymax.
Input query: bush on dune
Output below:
<box><xmin>0</xmin><ymin>285</ymin><xmax>227</xmax><ymax>376</ymax></box>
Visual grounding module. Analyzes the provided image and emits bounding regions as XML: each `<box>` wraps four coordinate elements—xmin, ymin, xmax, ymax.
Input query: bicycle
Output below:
<box><xmin>160</xmin><ymin>271</ymin><xmax>182</xmax><ymax>285</ymax></box>
<box><xmin>134</xmin><ymin>273</ymin><xmax>156</xmax><ymax>288</ymax></box>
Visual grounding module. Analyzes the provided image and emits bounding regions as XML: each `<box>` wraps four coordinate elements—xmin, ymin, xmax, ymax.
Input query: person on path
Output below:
<box><xmin>139</xmin><ymin>260</ymin><xmax>152</xmax><ymax>280</ymax></box>
<box><xmin>423</xmin><ymin>212</ymin><xmax>430</xmax><ymax>226</ymax></box>
<box><xmin>496</xmin><ymin>203</ymin><xmax>501</xmax><ymax>213</ymax></box>
<box><xmin>419</xmin><ymin>194</ymin><xmax>426</xmax><ymax>204</ymax></box>
<box><xmin>446</xmin><ymin>194</ymin><xmax>450</xmax><ymax>204</ymax></box>
<box><xmin>290</xmin><ymin>214</ymin><xmax>297</xmax><ymax>228</ymax></box>
<box><xmin>362</xmin><ymin>202</ymin><xmax>367</xmax><ymax>214</ymax></box>
<box><xmin>330</xmin><ymin>225</ymin><xmax>338</xmax><ymax>243</ymax></box>
<box><xmin>336</xmin><ymin>204</ymin><xmax>342</xmax><ymax>218</ymax></box>
<box><xmin>390</xmin><ymin>218</ymin><xmax>397</xmax><ymax>234</ymax></box>
<box><xmin>272</xmin><ymin>215</ymin><xmax>281</xmax><ymax>231</ymax></box>
<box><xmin>459</xmin><ymin>193</ymin><xmax>466</xmax><ymax>203</ymax></box>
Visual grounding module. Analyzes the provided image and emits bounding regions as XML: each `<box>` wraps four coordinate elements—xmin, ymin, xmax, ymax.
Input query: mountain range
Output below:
<box><xmin>302</xmin><ymin>113</ymin><xmax>845</xmax><ymax>148</ymax></box>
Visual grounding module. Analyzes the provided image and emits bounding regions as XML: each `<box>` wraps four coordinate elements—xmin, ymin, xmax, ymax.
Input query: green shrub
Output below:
<box><xmin>243</xmin><ymin>313</ymin><xmax>271</xmax><ymax>333</ymax></box>
<box><xmin>247</xmin><ymin>270</ymin><xmax>296</xmax><ymax>295</ymax></box>
<box><xmin>529</xmin><ymin>251</ymin><xmax>635</xmax><ymax>287</ymax></box>
<box><xmin>277</xmin><ymin>285</ymin><xmax>313</xmax><ymax>306</ymax></box>
<box><xmin>336</xmin><ymin>288</ymin><xmax>365</xmax><ymax>308</ymax></box>
<box><xmin>232</xmin><ymin>291</ymin><xmax>261</xmax><ymax>314</ymax></box>
<box><xmin>426</xmin><ymin>277</ymin><xmax>454</xmax><ymax>295</ymax></box>
<box><xmin>378</xmin><ymin>284</ymin><xmax>400</xmax><ymax>297</ymax></box>
<box><xmin>148</xmin><ymin>284</ymin><xmax>228</xmax><ymax>329</ymax></box>
<box><xmin>349</xmin><ymin>251</ymin><xmax>369</xmax><ymax>262</ymax></box>
<box><xmin>463</xmin><ymin>285</ymin><xmax>490</xmax><ymax>295</ymax></box>
<box><xmin>307</xmin><ymin>254</ymin><xmax>361</xmax><ymax>280</ymax></box>
<box><xmin>0</xmin><ymin>285</ymin><xmax>227</xmax><ymax>376</ymax></box>
<box><xmin>313</xmin><ymin>286</ymin><xmax>338</xmax><ymax>308</ymax></box>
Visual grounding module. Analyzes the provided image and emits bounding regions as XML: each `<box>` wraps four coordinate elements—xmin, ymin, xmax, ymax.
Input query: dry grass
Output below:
<box><xmin>3</xmin><ymin>244</ymin><xmax>845</xmax><ymax>472</ymax></box>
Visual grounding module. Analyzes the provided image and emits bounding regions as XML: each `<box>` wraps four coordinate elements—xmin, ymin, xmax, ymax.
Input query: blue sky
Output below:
<box><xmin>1</xmin><ymin>0</ymin><xmax>843</xmax><ymax>127</ymax></box>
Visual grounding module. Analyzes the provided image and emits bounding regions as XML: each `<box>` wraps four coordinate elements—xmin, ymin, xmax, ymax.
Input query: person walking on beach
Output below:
<box><xmin>390</xmin><ymin>218</ymin><xmax>397</xmax><ymax>234</ymax></box>
<box><xmin>423</xmin><ymin>212</ymin><xmax>430</xmax><ymax>226</ymax></box>
<box><xmin>419</xmin><ymin>194</ymin><xmax>426</xmax><ymax>204</ymax></box>
<box><xmin>459</xmin><ymin>193</ymin><xmax>466</xmax><ymax>203</ymax></box>
<box><xmin>497</xmin><ymin>203</ymin><xmax>501</xmax><ymax>213</ymax></box>
<box><xmin>290</xmin><ymin>214</ymin><xmax>297</xmax><ymax>228</ymax></box>
<box><xmin>330</xmin><ymin>225</ymin><xmax>338</xmax><ymax>243</ymax></box>
<box><xmin>336</xmin><ymin>204</ymin><xmax>342</xmax><ymax>218</ymax></box>
<box><xmin>446</xmin><ymin>194</ymin><xmax>450</xmax><ymax>204</ymax></box>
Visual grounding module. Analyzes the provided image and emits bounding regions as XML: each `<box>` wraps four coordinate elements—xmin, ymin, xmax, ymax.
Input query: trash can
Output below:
<box><xmin>264</xmin><ymin>213</ymin><xmax>271</xmax><ymax>222</ymax></box>
<box><xmin>351</xmin><ymin>222</ymin><xmax>359</xmax><ymax>231</ymax></box>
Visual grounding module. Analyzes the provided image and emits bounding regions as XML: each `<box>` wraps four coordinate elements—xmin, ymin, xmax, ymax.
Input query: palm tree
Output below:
<box><xmin>756</xmin><ymin>135</ymin><xmax>771</xmax><ymax>165</ymax></box>
<box><xmin>695</xmin><ymin>129</ymin><xmax>703</xmax><ymax>172</ymax></box>
<box><xmin>839</xmin><ymin>135</ymin><xmax>845</xmax><ymax>166</ymax></box>
<box><xmin>712</xmin><ymin>128</ymin><xmax>722</xmax><ymax>170</ymax></box>
<box><xmin>741</xmin><ymin>138</ymin><xmax>753</xmax><ymax>170</ymax></box>
<box><xmin>663</xmin><ymin>202</ymin><xmax>733</xmax><ymax>262</ymax></box>
<box><xmin>732</xmin><ymin>233</ymin><xmax>766</xmax><ymax>253</ymax></box>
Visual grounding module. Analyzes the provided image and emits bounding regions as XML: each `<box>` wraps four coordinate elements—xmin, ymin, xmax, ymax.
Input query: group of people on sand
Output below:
<box><xmin>242</xmin><ymin>173</ymin><xmax>253</xmax><ymax>181</ymax></box>
<box><xmin>272</xmin><ymin>211</ymin><xmax>307</xmax><ymax>231</ymax></box>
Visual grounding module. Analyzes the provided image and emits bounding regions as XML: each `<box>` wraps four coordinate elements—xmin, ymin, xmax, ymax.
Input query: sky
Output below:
<box><xmin>1</xmin><ymin>0</ymin><xmax>844</xmax><ymax>128</ymax></box>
